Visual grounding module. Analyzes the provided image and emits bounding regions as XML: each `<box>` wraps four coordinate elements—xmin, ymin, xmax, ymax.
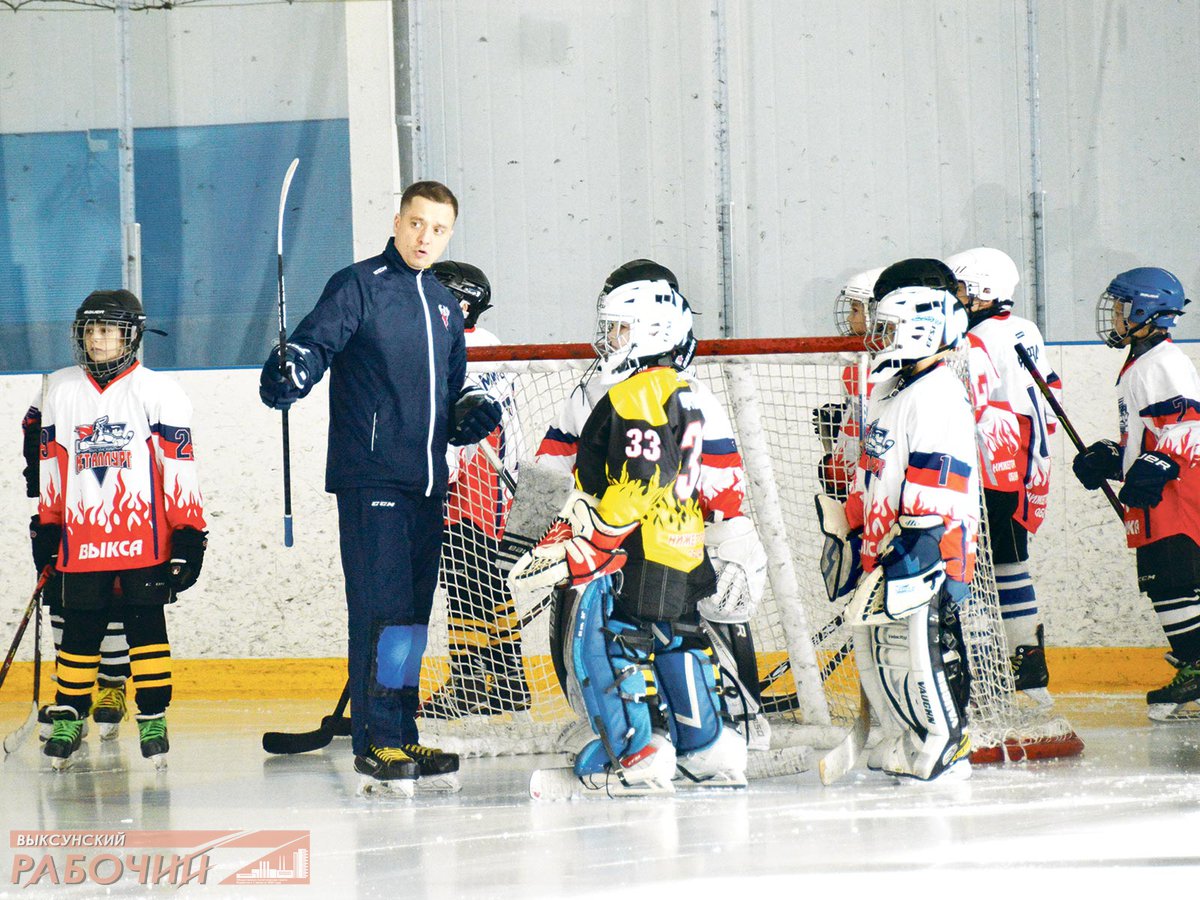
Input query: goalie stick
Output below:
<box><xmin>262</xmin><ymin>679</ymin><xmax>350</xmax><ymax>755</ymax></box>
<box><xmin>276</xmin><ymin>157</ymin><xmax>300</xmax><ymax>548</ymax></box>
<box><xmin>817</xmin><ymin>684</ymin><xmax>870</xmax><ymax>785</ymax></box>
<box><xmin>2</xmin><ymin>569</ymin><xmax>49</xmax><ymax>757</ymax></box>
<box><xmin>1015</xmin><ymin>342</ymin><xmax>1123</xmax><ymax>520</ymax></box>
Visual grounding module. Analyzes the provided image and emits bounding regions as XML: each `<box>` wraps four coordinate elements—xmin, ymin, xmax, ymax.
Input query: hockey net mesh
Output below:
<box><xmin>416</xmin><ymin>339</ymin><xmax>1079</xmax><ymax>762</ymax></box>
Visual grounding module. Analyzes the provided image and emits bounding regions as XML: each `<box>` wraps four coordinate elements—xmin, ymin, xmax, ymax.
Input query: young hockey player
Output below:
<box><xmin>845</xmin><ymin>282</ymin><xmax>977</xmax><ymax>781</ymax></box>
<box><xmin>1073</xmin><ymin>267</ymin><xmax>1200</xmax><ymax>721</ymax></box>
<box><xmin>32</xmin><ymin>290</ymin><xmax>207</xmax><ymax>769</ymax></box>
<box><xmin>422</xmin><ymin>260</ymin><xmax>530</xmax><ymax>718</ymax></box>
<box><xmin>512</xmin><ymin>277</ymin><xmax>758</xmax><ymax>796</ymax></box>
<box><xmin>535</xmin><ymin>259</ymin><xmax>771</xmax><ymax>754</ymax></box>
<box><xmin>945</xmin><ymin>247</ymin><xmax>1059</xmax><ymax>697</ymax></box>
<box><xmin>259</xmin><ymin>182</ymin><xmax>501</xmax><ymax>795</ymax></box>
<box><xmin>22</xmin><ymin>407</ymin><xmax>131</xmax><ymax>741</ymax></box>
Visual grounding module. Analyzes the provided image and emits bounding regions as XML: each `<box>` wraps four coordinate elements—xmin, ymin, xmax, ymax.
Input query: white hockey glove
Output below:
<box><xmin>698</xmin><ymin>516</ymin><xmax>768</xmax><ymax>624</ymax></box>
<box><xmin>506</xmin><ymin>491</ymin><xmax>637</xmax><ymax>604</ymax></box>
<box><xmin>814</xmin><ymin>493</ymin><xmax>862</xmax><ymax>604</ymax></box>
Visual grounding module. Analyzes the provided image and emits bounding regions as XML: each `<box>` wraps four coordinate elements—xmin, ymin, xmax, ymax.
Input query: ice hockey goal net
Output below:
<box><xmin>416</xmin><ymin>337</ymin><xmax>1082</xmax><ymax>765</ymax></box>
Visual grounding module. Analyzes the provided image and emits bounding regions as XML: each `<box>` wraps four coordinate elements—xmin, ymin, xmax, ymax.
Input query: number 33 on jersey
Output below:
<box><xmin>575</xmin><ymin>367</ymin><xmax>706</xmax><ymax>572</ymax></box>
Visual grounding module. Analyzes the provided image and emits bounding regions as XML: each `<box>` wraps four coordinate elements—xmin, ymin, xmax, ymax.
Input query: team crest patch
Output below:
<box><xmin>862</xmin><ymin>420</ymin><xmax>894</xmax><ymax>475</ymax></box>
<box><xmin>75</xmin><ymin>415</ymin><xmax>134</xmax><ymax>483</ymax></box>
<box><xmin>439</xmin><ymin>303</ymin><xmax>451</xmax><ymax>329</ymax></box>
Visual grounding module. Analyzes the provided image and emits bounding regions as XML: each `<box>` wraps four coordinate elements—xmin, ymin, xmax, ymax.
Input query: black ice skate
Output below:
<box><xmin>93</xmin><ymin>680</ymin><xmax>128</xmax><ymax>741</ymax></box>
<box><xmin>1010</xmin><ymin>625</ymin><xmax>1052</xmax><ymax>707</ymax></box>
<box><xmin>136</xmin><ymin>713</ymin><xmax>170</xmax><ymax>769</ymax></box>
<box><xmin>39</xmin><ymin>704</ymin><xmax>89</xmax><ymax>743</ymax></box>
<box><xmin>43</xmin><ymin>706</ymin><xmax>85</xmax><ymax>771</ymax></box>
<box><xmin>1147</xmin><ymin>655</ymin><xmax>1200</xmax><ymax>722</ymax></box>
<box><xmin>354</xmin><ymin>746</ymin><xmax>419</xmax><ymax>797</ymax></box>
<box><xmin>402</xmin><ymin>743</ymin><xmax>462</xmax><ymax>793</ymax></box>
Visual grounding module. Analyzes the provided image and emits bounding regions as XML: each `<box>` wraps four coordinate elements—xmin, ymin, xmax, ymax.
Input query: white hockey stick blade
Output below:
<box><xmin>3</xmin><ymin>702</ymin><xmax>37</xmax><ymax>757</ymax></box>
<box><xmin>818</xmin><ymin>687</ymin><xmax>870</xmax><ymax>786</ymax></box>
<box><xmin>747</xmin><ymin>745</ymin><xmax>811</xmax><ymax>780</ymax></box>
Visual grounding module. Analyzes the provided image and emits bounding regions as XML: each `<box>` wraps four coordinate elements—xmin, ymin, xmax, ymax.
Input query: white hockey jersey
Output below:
<box><xmin>846</xmin><ymin>363</ymin><xmax>979</xmax><ymax>584</ymax></box>
<box><xmin>968</xmin><ymin>312</ymin><xmax>1060</xmax><ymax>532</ymax></box>
<box><xmin>445</xmin><ymin>325</ymin><xmax>521</xmax><ymax>538</ymax></box>
<box><xmin>1116</xmin><ymin>337</ymin><xmax>1200</xmax><ymax>549</ymax></box>
<box><xmin>964</xmin><ymin>333</ymin><xmax>1022</xmax><ymax>493</ymax></box>
<box><xmin>39</xmin><ymin>363</ymin><xmax>205</xmax><ymax>573</ymax></box>
<box><xmin>536</xmin><ymin>368</ymin><xmax>746</xmax><ymax>520</ymax></box>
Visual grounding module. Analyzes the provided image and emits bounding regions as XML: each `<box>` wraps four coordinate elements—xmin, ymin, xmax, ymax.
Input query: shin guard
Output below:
<box><xmin>654</xmin><ymin>637</ymin><xmax>724</xmax><ymax>755</ymax></box>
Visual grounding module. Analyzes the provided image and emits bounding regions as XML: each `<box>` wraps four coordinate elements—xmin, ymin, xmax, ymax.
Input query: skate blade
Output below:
<box><xmin>1148</xmin><ymin>701</ymin><xmax>1200</xmax><ymax>722</ymax></box>
<box><xmin>530</xmin><ymin>767</ymin><xmax>675</xmax><ymax>800</ymax></box>
<box><xmin>145</xmin><ymin>754</ymin><xmax>168</xmax><ymax>771</ymax></box>
<box><xmin>415</xmin><ymin>773</ymin><xmax>462</xmax><ymax>794</ymax></box>
<box><xmin>675</xmin><ymin>769</ymin><xmax>748</xmax><ymax>789</ymax></box>
<box><xmin>357</xmin><ymin>776</ymin><xmax>415</xmax><ymax>799</ymax></box>
<box><xmin>1018</xmin><ymin>687</ymin><xmax>1054</xmax><ymax>709</ymax></box>
<box><xmin>49</xmin><ymin>755</ymin><xmax>75</xmax><ymax>772</ymax></box>
<box><xmin>98</xmin><ymin>723</ymin><xmax>121</xmax><ymax>741</ymax></box>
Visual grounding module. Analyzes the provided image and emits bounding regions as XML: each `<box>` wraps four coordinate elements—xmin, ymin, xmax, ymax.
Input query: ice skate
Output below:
<box><xmin>354</xmin><ymin>746</ymin><xmax>418</xmax><ymax>798</ymax></box>
<box><xmin>403</xmin><ymin>743</ymin><xmax>462</xmax><ymax>793</ymax></box>
<box><xmin>38</xmin><ymin>704</ymin><xmax>89</xmax><ymax>743</ymax></box>
<box><xmin>1147</xmin><ymin>655</ymin><xmax>1200</xmax><ymax>722</ymax></box>
<box><xmin>43</xmin><ymin>706</ymin><xmax>85</xmax><ymax>771</ymax></box>
<box><xmin>1010</xmin><ymin>625</ymin><xmax>1053</xmax><ymax>708</ymax></box>
<box><xmin>531</xmin><ymin>734</ymin><xmax>677</xmax><ymax>801</ymax></box>
<box><xmin>419</xmin><ymin>659</ymin><xmax>489</xmax><ymax>720</ymax></box>
<box><xmin>93</xmin><ymin>681</ymin><xmax>128</xmax><ymax>740</ymax></box>
<box><xmin>136</xmin><ymin>713</ymin><xmax>170</xmax><ymax>770</ymax></box>
<box><xmin>675</xmin><ymin>727</ymin><xmax>748</xmax><ymax>788</ymax></box>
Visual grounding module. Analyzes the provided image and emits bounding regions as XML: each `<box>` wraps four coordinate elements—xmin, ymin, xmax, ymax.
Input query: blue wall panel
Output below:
<box><xmin>0</xmin><ymin>119</ymin><xmax>352</xmax><ymax>373</ymax></box>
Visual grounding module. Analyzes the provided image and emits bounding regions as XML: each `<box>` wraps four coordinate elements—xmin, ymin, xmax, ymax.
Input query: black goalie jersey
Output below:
<box><xmin>575</xmin><ymin>367</ymin><xmax>713</xmax><ymax>620</ymax></box>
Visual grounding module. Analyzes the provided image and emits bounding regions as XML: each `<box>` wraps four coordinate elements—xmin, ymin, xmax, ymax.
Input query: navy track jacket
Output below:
<box><xmin>288</xmin><ymin>237</ymin><xmax>467</xmax><ymax>496</ymax></box>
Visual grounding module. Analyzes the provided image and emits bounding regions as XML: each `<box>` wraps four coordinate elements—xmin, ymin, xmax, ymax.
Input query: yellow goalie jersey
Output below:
<box><xmin>574</xmin><ymin>366</ymin><xmax>712</xmax><ymax>619</ymax></box>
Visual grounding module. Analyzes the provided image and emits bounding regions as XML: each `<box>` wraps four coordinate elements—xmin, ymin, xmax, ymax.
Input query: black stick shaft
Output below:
<box><xmin>277</xmin><ymin>158</ymin><xmax>299</xmax><ymax>547</ymax></box>
<box><xmin>1014</xmin><ymin>342</ymin><xmax>1124</xmax><ymax>520</ymax></box>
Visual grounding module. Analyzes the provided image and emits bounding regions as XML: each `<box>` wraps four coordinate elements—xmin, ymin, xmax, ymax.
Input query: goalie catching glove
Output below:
<box><xmin>507</xmin><ymin>491</ymin><xmax>638</xmax><ymax>603</ymax></box>
<box><xmin>698</xmin><ymin>515</ymin><xmax>767</xmax><ymax>623</ymax></box>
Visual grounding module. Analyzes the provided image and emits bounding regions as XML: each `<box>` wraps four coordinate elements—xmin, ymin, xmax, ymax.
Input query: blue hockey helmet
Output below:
<box><xmin>1097</xmin><ymin>267</ymin><xmax>1190</xmax><ymax>347</ymax></box>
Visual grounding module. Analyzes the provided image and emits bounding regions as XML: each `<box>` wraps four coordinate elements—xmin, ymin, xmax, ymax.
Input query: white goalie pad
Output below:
<box><xmin>698</xmin><ymin>516</ymin><xmax>768</xmax><ymax>623</ymax></box>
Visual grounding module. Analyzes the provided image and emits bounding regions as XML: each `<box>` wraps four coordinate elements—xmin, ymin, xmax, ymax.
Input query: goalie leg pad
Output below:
<box><xmin>857</xmin><ymin>600</ymin><xmax>968</xmax><ymax>781</ymax></box>
<box><xmin>654</xmin><ymin>632</ymin><xmax>723</xmax><ymax>755</ymax></box>
<box><xmin>570</xmin><ymin>577</ymin><xmax>656</xmax><ymax>775</ymax></box>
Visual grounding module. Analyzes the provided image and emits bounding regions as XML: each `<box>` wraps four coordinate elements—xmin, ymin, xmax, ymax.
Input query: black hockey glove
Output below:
<box><xmin>259</xmin><ymin>343</ymin><xmax>315</xmax><ymax>410</ymax></box>
<box><xmin>449</xmin><ymin>386</ymin><xmax>502</xmax><ymax>447</ymax></box>
<box><xmin>29</xmin><ymin>515</ymin><xmax>61</xmax><ymax>574</ymax></box>
<box><xmin>168</xmin><ymin>526</ymin><xmax>208</xmax><ymax>593</ymax></box>
<box><xmin>1072</xmin><ymin>439</ymin><xmax>1122</xmax><ymax>491</ymax></box>
<box><xmin>1117</xmin><ymin>451</ymin><xmax>1180</xmax><ymax>509</ymax></box>
<box><xmin>812</xmin><ymin>402</ymin><xmax>845</xmax><ymax>444</ymax></box>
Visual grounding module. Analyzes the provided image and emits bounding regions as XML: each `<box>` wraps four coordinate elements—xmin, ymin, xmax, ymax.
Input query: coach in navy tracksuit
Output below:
<box><xmin>259</xmin><ymin>181</ymin><xmax>500</xmax><ymax>783</ymax></box>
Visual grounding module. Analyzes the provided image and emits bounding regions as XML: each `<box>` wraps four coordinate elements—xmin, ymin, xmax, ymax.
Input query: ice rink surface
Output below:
<box><xmin>3</xmin><ymin>694</ymin><xmax>1200</xmax><ymax>898</ymax></box>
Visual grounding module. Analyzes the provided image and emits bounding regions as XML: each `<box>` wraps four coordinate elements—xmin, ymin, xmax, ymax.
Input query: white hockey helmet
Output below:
<box><xmin>592</xmin><ymin>278</ymin><xmax>693</xmax><ymax>384</ymax></box>
<box><xmin>835</xmin><ymin>266</ymin><xmax>884</xmax><ymax>336</ymax></box>
<box><xmin>944</xmin><ymin>247</ymin><xmax>1020</xmax><ymax>310</ymax></box>
<box><xmin>866</xmin><ymin>285</ymin><xmax>964</xmax><ymax>383</ymax></box>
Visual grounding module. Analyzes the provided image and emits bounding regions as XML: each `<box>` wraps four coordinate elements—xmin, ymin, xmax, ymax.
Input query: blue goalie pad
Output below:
<box><xmin>655</xmin><ymin>642</ymin><xmax>723</xmax><ymax>755</ymax></box>
<box><xmin>570</xmin><ymin>576</ymin><xmax>655</xmax><ymax>775</ymax></box>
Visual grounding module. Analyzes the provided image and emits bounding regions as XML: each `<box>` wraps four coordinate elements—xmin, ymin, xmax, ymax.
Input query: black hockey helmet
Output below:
<box><xmin>72</xmin><ymin>289</ymin><xmax>146</xmax><ymax>382</ymax></box>
<box><xmin>602</xmin><ymin>258</ymin><xmax>680</xmax><ymax>295</ymax></box>
<box><xmin>873</xmin><ymin>258</ymin><xmax>958</xmax><ymax>303</ymax></box>
<box><xmin>431</xmin><ymin>260</ymin><xmax>492</xmax><ymax>329</ymax></box>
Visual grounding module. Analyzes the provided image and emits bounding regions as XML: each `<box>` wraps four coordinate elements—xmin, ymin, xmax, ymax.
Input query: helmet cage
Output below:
<box><xmin>866</xmin><ymin>286</ymin><xmax>963</xmax><ymax>383</ymax></box>
<box><xmin>1096</xmin><ymin>267</ymin><xmax>1188</xmax><ymax>347</ymax></box>
<box><xmin>592</xmin><ymin>279</ymin><xmax>693</xmax><ymax>383</ymax></box>
<box><xmin>72</xmin><ymin>310</ymin><xmax>144</xmax><ymax>381</ymax></box>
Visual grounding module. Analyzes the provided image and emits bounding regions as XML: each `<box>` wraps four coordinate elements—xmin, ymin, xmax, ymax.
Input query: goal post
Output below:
<box><xmin>416</xmin><ymin>337</ymin><xmax>1081</xmax><ymax>765</ymax></box>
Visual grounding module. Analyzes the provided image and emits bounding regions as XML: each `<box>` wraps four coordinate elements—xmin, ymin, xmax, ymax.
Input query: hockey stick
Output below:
<box><xmin>2</xmin><ymin>569</ymin><xmax>50</xmax><ymax>757</ymax></box>
<box><xmin>818</xmin><ymin>684</ymin><xmax>870</xmax><ymax>785</ymax></box>
<box><xmin>1014</xmin><ymin>343</ymin><xmax>1124</xmax><ymax>519</ymax></box>
<box><xmin>276</xmin><ymin>157</ymin><xmax>300</xmax><ymax>548</ymax></box>
<box><xmin>262</xmin><ymin>678</ymin><xmax>349</xmax><ymax>754</ymax></box>
<box><xmin>477</xmin><ymin>440</ymin><xmax>517</xmax><ymax>495</ymax></box>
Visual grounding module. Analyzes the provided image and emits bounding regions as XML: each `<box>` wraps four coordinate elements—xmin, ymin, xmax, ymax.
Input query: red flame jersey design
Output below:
<box><xmin>846</xmin><ymin>364</ymin><xmax>979</xmax><ymax>584</ymax></box>
<box><xmin>1116</xmin><ymin>338</ymin><xmax>1200</xmax><ymax>549</ymax></box>
<box><xmin>38</xmin><ymin>363</ymin><xmax>205</xmax><ymax>573</ymax></box>
<box><xmin>969</xmin><ymin>313</ymin><xmax>1061</xmax><ymax>534</ymax></box>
